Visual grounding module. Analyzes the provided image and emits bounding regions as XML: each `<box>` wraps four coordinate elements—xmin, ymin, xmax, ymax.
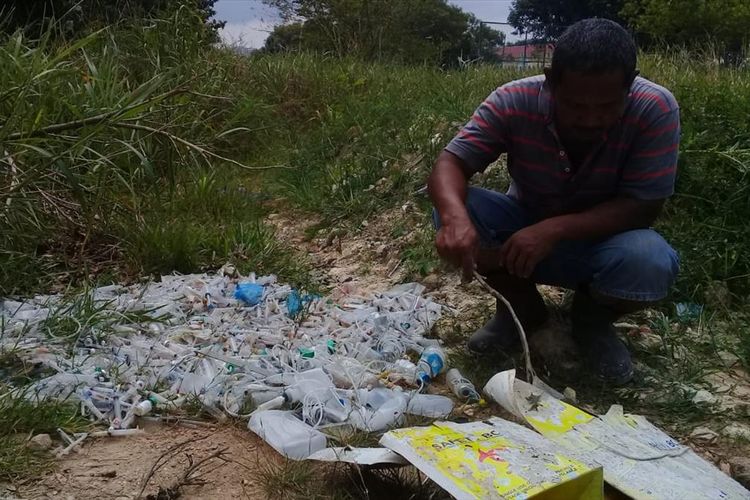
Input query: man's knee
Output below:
<box><xmin>432</xmin><ymin>187</ymin><xmax>529</xmax><ymax>244</ymax></box>
<box><xmin>594</xmin><ymin>230</ymin><xmax>679</xmax><ymax>301</ymax></box>
<box><xmin>619</xmin><ymin>230</ymin><xmax>679</xmax><ymax>279</ymax></box>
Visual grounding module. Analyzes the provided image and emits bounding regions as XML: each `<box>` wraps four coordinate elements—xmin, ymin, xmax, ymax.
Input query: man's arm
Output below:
<box><xmin>428</xmin><ymin>151</ymin><xmax>479</xmax><ymax>279</ymax></box>
<box><xmin>429</xmin><ymin>84</ymin><xmax>515</xmax><ymax>278</ymax></box>
<box><xmin>499</xmin><ymin>197</ymin><xmax>665</xmax><ymax>278</ymax></box>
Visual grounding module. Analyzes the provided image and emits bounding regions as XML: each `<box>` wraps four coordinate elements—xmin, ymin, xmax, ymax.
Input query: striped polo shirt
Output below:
<box><xmin>445</xmin><ymin>75</ymin><xmax>681</xmax><ymax>218</ymax></box>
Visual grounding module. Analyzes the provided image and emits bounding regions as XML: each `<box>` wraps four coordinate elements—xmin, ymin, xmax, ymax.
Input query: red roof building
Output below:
<box><xmin>496</xmin><ymin>43</ymin><xmax>554</xmax><ymax>65</ymax></box>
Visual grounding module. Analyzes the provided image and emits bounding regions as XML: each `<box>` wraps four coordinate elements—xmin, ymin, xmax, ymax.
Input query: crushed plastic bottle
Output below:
<box><xmin>349</xmin><ymin>388</ymin><xmax>407</xmax><ymax>432</ymax></box>
<box><xmin>415</xmin><ymin>345</ymin><xmax>447</xmax><ymax>385</ymax></box>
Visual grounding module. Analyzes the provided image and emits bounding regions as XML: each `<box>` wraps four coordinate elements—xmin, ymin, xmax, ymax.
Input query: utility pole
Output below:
<box><xmin>480</xmin><ymin>20</ymin><xmax>512</xmax><ymax>66</ymax></box>
<box><xmin>481</xmin><ymin>20</ymin><xmax>529</xmax><ymax>68</ymax></box>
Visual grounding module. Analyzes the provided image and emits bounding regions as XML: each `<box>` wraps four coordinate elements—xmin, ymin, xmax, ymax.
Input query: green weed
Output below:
<box><xmin>0</xmin><ymin>389</ymin><xmax>88</xmax><ymax>482</ymax></box>
<box><xmin>401</xmin><ymin>225</ymin><xmax>441</xmax><ymax>279</ymax></box>
<box><xmin>255</xmin><ymin>457</ymin><xmax>449</xmax><ymax>500</ymax></box>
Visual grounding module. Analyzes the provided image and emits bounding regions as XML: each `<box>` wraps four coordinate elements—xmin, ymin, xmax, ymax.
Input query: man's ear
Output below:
<box><xmin>627</xmin><ymin>69</ymin><xmax>640</xmax><ymax>87</ymax></box>
<box><xmin>544</xmin><ymin>67</ymin><xmax>555</xmax><ymax>88</ymax></box>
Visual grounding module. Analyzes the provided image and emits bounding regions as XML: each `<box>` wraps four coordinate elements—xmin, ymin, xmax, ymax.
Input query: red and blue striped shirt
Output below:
<box><xmin>445</xmin><ymin>75</ymin><xmax>680</xmax><ymax>217</ymax></box>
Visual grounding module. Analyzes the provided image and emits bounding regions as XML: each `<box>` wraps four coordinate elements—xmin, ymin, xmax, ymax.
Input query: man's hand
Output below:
<box><xmin>499</xmin><ymin>222</ymin><xmax>560</xmax><ymax>278</ymax></box>
<box><xmin>435</xmin><ymin>220</ymin><xmax>479</xmax><ymax>280</ymax></box>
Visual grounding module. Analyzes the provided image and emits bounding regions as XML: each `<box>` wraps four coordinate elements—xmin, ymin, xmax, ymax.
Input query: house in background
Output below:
<box><xmin>495</xmin><ymin>43</ymin><xmax>554</xmax><ymax>68</ymax></box>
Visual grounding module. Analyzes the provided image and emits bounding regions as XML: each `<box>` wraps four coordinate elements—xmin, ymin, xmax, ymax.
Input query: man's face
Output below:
<box><xmin>549</xmin><ymin>69</ymin><xmax>630</xmax><ymax>144</ymax></box>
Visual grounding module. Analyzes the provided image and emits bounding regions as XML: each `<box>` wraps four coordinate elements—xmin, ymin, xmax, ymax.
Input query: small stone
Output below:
<box><xmin>219</xmin><ymin>262</ymin><xmax>237</xmax><ymax>278</ymax></box>
<box><xmin>690</xmin><ymin>426</ymin><xmax>719</xmax><ymax>444</ymax></box>
<box><xmin>720</xmin><ymin>461</ymin><xmax>732</xmax><ymax>475</ymax></box>
<box><xmin>718</xmin><ymin>351</ymin><xmax>741</xmax><ymax>368</ymax></box>
<box><xmin>563</xmin><ymin>387</ymin><xmax>577</xmax><ymax>403</ymax></box>
<box><xmin>705</xmin><ymin>280</ymin><xmax>731</xmax><ymax>309</ymax></box>
<box><xmin>713</xmin><ymin>384</ymin><xmax>733</xmax><ymax>394</ymax></box>
<box><xmin>729</xmin><ymin>456</ymin><xmax>750</xmax><ymax>489</ymax></box>
<box><xmin>375</xmin><ymin>244</ymin><xmax>388</xmax><ymax>258</ymax></box>
<box><xmin>692</xmin><ymin>389</ymin><xmax>717</xmax><ymax>405</ymax></box>
<box><xmin>28</xmin><ymin>433</ymin><xmax>53</xmax><ymax>450</ymax></box>
<box><xmin>631</xmin><ymin>328</ymin><xmax>662</xmax><ymax>352</ymax></box>
<box><xmin>722</xmin><ymin>423</ymin><xmax>750</xmax><ymax>441</ymax></box>
<box><xmin>422</xmin><ymin>273</ymin><xmax>440</xmax><ymax>290</ymax></box>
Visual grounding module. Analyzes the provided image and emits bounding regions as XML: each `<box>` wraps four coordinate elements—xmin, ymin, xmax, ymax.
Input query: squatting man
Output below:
<box><xmin>428</xmin><ymin>19</ymin><xmax>680</xmax><ymax>384</ymax></box>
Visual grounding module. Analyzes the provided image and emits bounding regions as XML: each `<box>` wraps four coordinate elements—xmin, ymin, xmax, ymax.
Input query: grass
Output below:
<box><xmin>0</xmin><ymin>13</ymin><xmax>316</xmax><ymax>296</ymax></box>
<box><xmin>0</xmin><ymin>389</ymin><xmax>88</xmax><ymax>482</ymax></box>
<box><xmin>255</xmin><ymin>457</ymin><xmax>450</xmax><ymax>500</ymax></box>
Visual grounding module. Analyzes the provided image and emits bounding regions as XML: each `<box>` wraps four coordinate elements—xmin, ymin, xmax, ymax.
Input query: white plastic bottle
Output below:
<box><xmin>406</xmin><ymin>393</ymin><xmax>454</xmax><ymax>418</ymax></box>
<box><xmin>415</xmin><ymin>345</ymin><xmax>447</xmax><ymax>384</ymax></box>
<box><xmin>446</xmin><ymin>368</ymin><xmax>480</xmax><ymax>402</ymax></box>
<box><xmin>349</xmin><ymin>390</ymin><xmax>407</xmax><ymax>432</ymax></box>
<box><xmin>132</xmin><ymin>400</ymin><xmax>153</xmax><ymax>416</ymax></box>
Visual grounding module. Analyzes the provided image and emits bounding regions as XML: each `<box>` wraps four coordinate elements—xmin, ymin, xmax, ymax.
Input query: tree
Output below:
<box><xmin>508</xmin><ymin>0</ymin><xmax>626</xmax><ymax>40</ymax></box>
<box><xmin>2</xmin><ymin>0</ymin><xmax>224</xmax><ymax>39</ymax></box>
<box><xmin>261</xmin><ymin>0</ymin><xmax>504</xmax><ymax>66</ymax></box>
<box><xmin>621</xmin><ymin>0</ymin><xmax>750</xmax><ymax>53</ymax></box>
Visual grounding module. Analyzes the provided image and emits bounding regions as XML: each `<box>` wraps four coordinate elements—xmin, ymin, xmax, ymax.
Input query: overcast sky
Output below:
<box><xmin>214</xmin><ymin>0</ymin><xmax>519</xmax><ymax>48</ymax></box>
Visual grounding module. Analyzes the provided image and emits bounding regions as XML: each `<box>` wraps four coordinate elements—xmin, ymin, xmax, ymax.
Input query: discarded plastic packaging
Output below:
<box><xmin>483</xmin><ymin>369</ymin><xmax>749</xmax><ymax>499</ymax></box>
<box><xmin>248</xmin><ymin>410</ymin><xmax>327</xmax><ymax>460</ymax></box>
<box><xmin>1</xmin><ymin>271</ymin><xmax>443</xmax><ymax>460</ymax></box>
<box><xmin>132</xmin><ymin>400</ymin><xmax>153</xmax><ymax>417</ymax></box>
<box><xmin>234</xmin><ymin>282</ymin><xmax>264</xmax><ymax>306</ymax></box>
<box><xmin>349</xmin><ymin>388</ymin><xmax>407</xmax><ymax>432</ymax></box>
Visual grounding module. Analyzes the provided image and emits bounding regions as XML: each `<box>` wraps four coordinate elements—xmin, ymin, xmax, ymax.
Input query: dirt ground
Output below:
<box><xmin>15</xmin><ymin>423</ymin><xmax>265</xmax><ymax>500</ymax></box>
<box><xmin>9</xmin><ymin>205</ymin><xmax>750</xmax><ymax>499</ymax></box>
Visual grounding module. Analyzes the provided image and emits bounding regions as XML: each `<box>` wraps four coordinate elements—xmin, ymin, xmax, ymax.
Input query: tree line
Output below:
<box><xmin>509</xmin><ymin>0</ymin><xmax>749</xmax><ymax>53</ymax></box>
<box><xmin>5</xmin><ymin>0</ymin><xmax>748</xmax><ymax>64</ymax></box>
<box><xmin>2</xmin><ymin>1</ymin><xmax>223</xmax><ymax>41</ymax></box>
<box><xmin>261</xmin><ymin>0</ymin><xmax>750</xmax><ymax>64</ymax></box>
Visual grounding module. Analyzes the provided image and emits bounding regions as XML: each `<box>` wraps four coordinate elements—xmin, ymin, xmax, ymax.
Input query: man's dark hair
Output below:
<box><xmin>549</xmin><ymin>18</ymin><xmax>637</xmax><ymax>86</ymax></box>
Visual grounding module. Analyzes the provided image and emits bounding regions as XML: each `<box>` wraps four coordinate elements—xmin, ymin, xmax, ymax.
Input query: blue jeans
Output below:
<box><xmin>433</xmin><ymin>187</ymin><xmax>680</xmax><ymax>302</ymax></box>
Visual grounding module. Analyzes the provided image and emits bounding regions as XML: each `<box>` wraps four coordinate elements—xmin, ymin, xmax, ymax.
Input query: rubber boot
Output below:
<box><xmin>468</xmin><ymin>272</ymin><xmax>549</xmax><ymax>354</ymax></box>
<box><xmin>571</xmin><ymin>289</ymin><xmax>634</xmax><ymax>385</ymax></box>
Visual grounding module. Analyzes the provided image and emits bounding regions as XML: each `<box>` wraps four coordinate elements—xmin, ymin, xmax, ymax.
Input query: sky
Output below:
<box><xmin>214</xmin><ymin>0</ymin><xmax>519</xmax><ymax>49</ymax></box>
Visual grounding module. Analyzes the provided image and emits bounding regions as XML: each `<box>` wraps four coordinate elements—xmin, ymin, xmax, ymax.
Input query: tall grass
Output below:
<box><xmin>639</xmin><ymin>52</ymin><xmax>750</xmax><ymax>299</ymax></box>
<box><xmin>0</xmin><ymin>10</ymin><xmax>311</xmax><ymax>296</ymax></box>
